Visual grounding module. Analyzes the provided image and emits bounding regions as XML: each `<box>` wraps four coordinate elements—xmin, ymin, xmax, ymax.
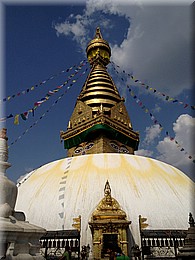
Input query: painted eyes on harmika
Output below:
<box><xmin>120</xmin><ymin>146</ymin><xmax>129</xmax><ymax>154</ymax></box>
<box><xmin>110</xmin><ymin>142</ymin><xmax>129</xmax><ymax>154</ymax></box>
<box><xmin>110</xmin><ymin>142</ymin><xmax>118</xmax><ymax>150</ymax></box>
<box><xmin>74</xmin><ymin>143</ymin><xmax>94</xmax><ymax>154</ymax></box>
<box><xmin>74</xmin><ymin>147</ymin><xmax>83</xmax><ymax>154</ymax></box>
<box><xmin>85</xmin><ymin>143</ymin><xmax>94</xmax><ymax>150</ymax></box>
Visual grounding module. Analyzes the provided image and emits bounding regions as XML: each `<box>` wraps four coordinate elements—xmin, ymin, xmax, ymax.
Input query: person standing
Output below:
<box><xmin>59</xmin><ymin>245</ymin><xmax>71</xmax><ymax>260</ymax></box>
<box><xmin>81</xmin><ymin>245</ymin><xmax>87</xmax><ymax>260</ymax></box>
<box><xmin>116</xmin><ymin>247</ymin><xmax>130</xmax><ymax>260</ymax></box>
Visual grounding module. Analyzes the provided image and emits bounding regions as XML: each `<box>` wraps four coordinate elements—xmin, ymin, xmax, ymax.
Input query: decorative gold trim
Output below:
<box><xmin>61</xmin><ymin>114</ymin><xmax>139</xmax><ymax>142</ymax></box>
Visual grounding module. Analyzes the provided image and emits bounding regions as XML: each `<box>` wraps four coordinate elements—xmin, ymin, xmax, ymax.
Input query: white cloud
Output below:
<box><xmin>151</xmin><ymin>104</ymin><xmax>161</xmax><ymax>113</ymax></box>
<box><xmin>135</xmin><ymin>148</ymin><xmax>153</xmax><ymax>157</ymax></box>
<box><xmin>157</xmin><ymin>114</ymin><xmax>195</xmax><ymax>180</ymax></box>
<box><xmin>143</xmin><ymin>124</ymin><xmax>161</xmax><ymax>145</ymax></box>
<box><xmin>135</xmin><ymin>114</ymin><xmax>195</xmax><ymax>180</ymax></box>
<box><xmin>53</xmin><ymin>13</ymin><xmax>91</xmax><ymax>51</ymax></box>
<box><xmin>111</xmin><ymin>5</ymin><xmax>192</xmax><ymax>96</ymax></box>
<box><xmin>53</xmin><ymin>1</ymin><xmax>192</xmax><ymax>96</ymax></box>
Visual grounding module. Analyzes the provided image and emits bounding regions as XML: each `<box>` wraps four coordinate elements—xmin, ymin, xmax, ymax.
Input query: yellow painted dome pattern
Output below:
<box><xmin>15</xmin><ymin>154</ymin><xmax>194</xmax><ymax>246</ymax></box>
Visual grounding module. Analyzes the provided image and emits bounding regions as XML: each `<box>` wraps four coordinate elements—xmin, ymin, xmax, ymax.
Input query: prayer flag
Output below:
<box><xmin>20</xmin><ymin>114</ymin><xmax>26</xmax><ymax>120</ymax></box>
<box><xmin>14</xmin><ymin>114</ymin><xmax>19</xmax><ymax>125</ymax></box>
<box><xmin>7</xmin><ymin>114</ymin><xmax>13</xmax><ymax>119</ymax></box>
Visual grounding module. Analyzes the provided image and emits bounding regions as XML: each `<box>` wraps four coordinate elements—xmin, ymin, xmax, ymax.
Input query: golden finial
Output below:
<box><xmin>86</xmin><ymin>27</ymin><xmax>111</xmax><ymax>65</ymax></box>
<box><xmin>94</xmin><ymin>27</ymin><xmax>103</xmax><ymax>39</ymax></box>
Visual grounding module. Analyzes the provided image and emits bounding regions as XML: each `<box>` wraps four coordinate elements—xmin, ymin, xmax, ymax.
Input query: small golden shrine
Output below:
<box><xmin>60</xmin><ymin>27</ymin><xmax>139</xmax><ymax>157</ymax></box>
<box><xmin>89</xmin><ymin>180</ymin><xmax>131</xmax><ymax>259</ymax></box>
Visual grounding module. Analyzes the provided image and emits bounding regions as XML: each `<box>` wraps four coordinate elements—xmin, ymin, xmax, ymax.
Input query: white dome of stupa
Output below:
<box><xmin>15</xmin><ymin>153</ymin><xmax>194</xmax><ymax>247</ymax></box>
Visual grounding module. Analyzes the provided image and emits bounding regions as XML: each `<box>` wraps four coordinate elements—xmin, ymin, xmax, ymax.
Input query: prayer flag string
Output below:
<box><xmin>1</xmin><ymin>61</ymin><xmax>88</xmax><ymax>123</ymax></box>
<box><xmin>127</xmin><ymin>85</ymin><xmax>195</xmax><ymax>163</ymax></box>
<box><xmin>8</xmin><ymin>67</ymin><xmax>89</xmax><ymax>148</ymax></box>
<box><xmin>111</xmin><ymin>62</ymin><xmax>195</xmax><ymax>111</ymax></box>
<box><xmin>0</xmin><ymin>60</ymin><xmax>87</xmax><ymax>103</ymax></box>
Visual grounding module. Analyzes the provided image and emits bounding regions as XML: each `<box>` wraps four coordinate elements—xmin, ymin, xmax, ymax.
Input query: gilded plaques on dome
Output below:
<box><xmin>66</xmin><ymin>100</ymin><xmax>92</xmax><ymax>128</ymax></box>
<box><xmin>111</xmin><ymin>101</ymin><xmax>132</xmax><ymax>128</ymax></box>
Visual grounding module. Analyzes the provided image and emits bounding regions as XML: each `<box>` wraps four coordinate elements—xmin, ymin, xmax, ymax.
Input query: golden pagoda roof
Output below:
<box><xmin>60</xmin><ymin>27</ymin><xmax>139</xmax><ymax>153</ymax></box>
<box><xmin>78</xmin><ymin>63</ymin><xmax>122</xmax><ymax>113</ymax></box>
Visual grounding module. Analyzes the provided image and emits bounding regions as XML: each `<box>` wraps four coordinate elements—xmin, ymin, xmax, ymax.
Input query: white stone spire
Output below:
<box><xmin>0</xmin><ymin>128</ymin><xmax>46</xmax><ymax>259</ymax></box>
<box><xmin>0</xmin><ymin>128</ymin><xmax>17</xmax><ymax>218</ymax></box>
<box><xmin>0</xmin><ymin>128</ymin><xmax>11</xmax><ymax>174</ymax></box>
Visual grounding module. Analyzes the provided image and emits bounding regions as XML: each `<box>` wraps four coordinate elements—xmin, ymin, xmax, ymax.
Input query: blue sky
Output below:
<box><xmin>1</xmin><ymin>0</ymin><xmax>194</xmax><ymax>183</ymax></box>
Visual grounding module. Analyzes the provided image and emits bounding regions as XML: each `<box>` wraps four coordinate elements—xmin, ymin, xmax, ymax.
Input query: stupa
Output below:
<box><xmin>15</xmin><ymin>28</ymin><xmax>194</xmax><ymax>259</ymax></box>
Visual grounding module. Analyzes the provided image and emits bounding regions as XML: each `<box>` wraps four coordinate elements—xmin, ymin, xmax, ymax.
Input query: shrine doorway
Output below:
<box><xmin>89</xmin><ymin>180</ymin><xmax>131</xmax><ymax>259</ymax></box>
<box><xmin>101</xmin><ymin>233</ymin><xmax>118</xmax><ymax>256</ymax></box>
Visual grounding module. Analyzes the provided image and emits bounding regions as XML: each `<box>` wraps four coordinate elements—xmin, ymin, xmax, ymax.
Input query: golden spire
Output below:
<box><xmin>60</xmin><ymin>28</ymin><xmax>139</xmax><ymax>157</ymax></box>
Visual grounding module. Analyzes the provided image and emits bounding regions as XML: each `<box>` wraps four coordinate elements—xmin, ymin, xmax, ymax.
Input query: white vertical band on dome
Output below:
<box><xmin>58</xmin><ymin>157</ymin><xmax>73</xmax><ymax>230</ymax></box>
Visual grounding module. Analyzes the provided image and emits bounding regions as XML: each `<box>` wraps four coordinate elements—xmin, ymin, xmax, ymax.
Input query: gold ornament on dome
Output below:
<box><xmin>92</xmin><ymin>180</ymin><xmax>127</xmax><ymax>220</ymax></box>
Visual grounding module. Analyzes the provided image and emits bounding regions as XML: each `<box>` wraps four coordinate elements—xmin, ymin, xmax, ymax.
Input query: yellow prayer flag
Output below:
<box><xmin>139</xmin><ymin>215</ymin><xmax>149</xmax><ymax>230</ymax></box>
<box><xmin>14</xmin><ymin>114</ymin><xmax>19</xmax><ymax>125</ymax></box>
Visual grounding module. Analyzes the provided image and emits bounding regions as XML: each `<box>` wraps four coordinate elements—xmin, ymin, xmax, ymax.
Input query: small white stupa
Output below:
<box><xmin>0</xmin><ymin>128</ymin><xmax>46</xmax><ymax>259</ymax></box>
